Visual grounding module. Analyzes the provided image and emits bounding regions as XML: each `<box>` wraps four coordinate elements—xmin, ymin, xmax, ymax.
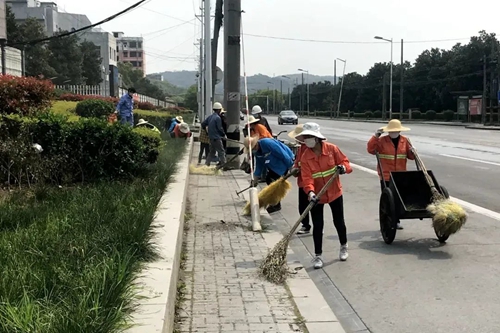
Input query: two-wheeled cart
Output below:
<box><xmin>376</xmin><ymin>153</ymin><xmax>450</xmax><ymax>245</ymax></box>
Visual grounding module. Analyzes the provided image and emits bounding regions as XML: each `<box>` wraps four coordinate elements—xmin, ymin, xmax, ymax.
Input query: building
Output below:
<box><xmin>6</xmin><ymin>0</ymin><xmax>91</xmax><ymax>36</ymax></box>
<box><xmin>113</xmin><ymin>31</ymin><xmax>145</xmax><ymax>74</ymax></box>
<box><xmin>148</xmin><ymin>73</ymin><xmax>163</xmax><ymax>81</ymax></box>
<box><xmin>0</xmin><ymin>46</ymin><xmax>22</xmax><ymax>76</ymax></box>
<box><xmin>81</xmin><ymin>29</ymin><xmax>118</xmax><ymax>96</ymax></box>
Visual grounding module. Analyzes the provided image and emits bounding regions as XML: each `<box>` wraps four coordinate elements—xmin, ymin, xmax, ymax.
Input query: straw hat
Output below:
<box><xmin>243</xmin><ymin>135</ymin><xmax>259</xmax><ymax>153</ymax></box>
<box><xmin>175</xmin><ymin>116</ymin><xmax>183</xmax><ymax>122</ymax></box>
<box><xmin>179</xmin><ymin>122</ymin><xmax>190</xmax><ymax>134</ymax></box>
<box><xmin>287</xmin><ymin>124</ymin><xmax>303</xmax><ymax>140</ymax></box>
<box><xmin>247</xmin><ymin>115</ymin><xmax>261</xmax><ymax>125</ymax></box>
<box><xmin>220</xmin><ymin>108</ymin><xmax>226</xmax><ymax>114</ymax></box>
<box><xmin>137</xmin><ymin>119</ymin><xmax>148</xmax><ymax>125</ymax></box>
<box><xmin>379</xmin><ymin>119</ymin><xmax>410</xmax><ymax>133</ymax></box>
<box><xmin>295</xmin><ymin>122</ymin><xmax>325</xmax><ymax>140</ymax></box>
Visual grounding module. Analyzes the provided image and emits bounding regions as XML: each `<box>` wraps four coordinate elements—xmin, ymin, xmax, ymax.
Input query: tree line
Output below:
<box><xmin>247</xmin><ymin>31</ymin><xmax>500</xmax><ymax>114</ymax></box>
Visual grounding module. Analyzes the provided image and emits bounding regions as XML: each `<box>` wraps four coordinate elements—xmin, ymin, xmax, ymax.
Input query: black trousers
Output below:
<box><xmin>310</xmin><ymin>195</ymin><xmax>347</xmax><ymax>255</ymax></box>
<box><xmin>298</xmin><ymin>187</ymin><xmax>311</xmax><ymax>229</ymax></box>
<box><xmin>198</xmin><ymin>143</ymin><xmax>209</xmax><ymax>163</ymax></box>
<box><xmin>266</xmin><ymin>169</ymin><xmax>282</xmax><ymax>209</ymax></box>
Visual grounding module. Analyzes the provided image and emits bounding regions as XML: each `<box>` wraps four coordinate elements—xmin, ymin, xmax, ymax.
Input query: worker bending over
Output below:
<box><xmin>367</xmin><ymin>119</ymin><xmax>414</xmax><ymax>230</ymax></box>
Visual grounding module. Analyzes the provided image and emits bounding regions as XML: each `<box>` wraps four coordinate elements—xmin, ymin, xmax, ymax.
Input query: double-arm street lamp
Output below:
<box><xmin>374</xmin><ymin>36</ymin><xmax>393</xmax><ymax>119</ymax></box>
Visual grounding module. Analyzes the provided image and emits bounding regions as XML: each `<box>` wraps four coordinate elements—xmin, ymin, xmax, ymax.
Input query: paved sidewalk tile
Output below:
<box><xmin>176</xmin><ymin>149</ymin><xmax>304</xmax><ymax>333</ymax></box>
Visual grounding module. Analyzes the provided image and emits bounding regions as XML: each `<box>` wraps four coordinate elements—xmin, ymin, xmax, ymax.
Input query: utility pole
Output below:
<box><xmin>288</xmin><ymin>87</ymin><xmax>291</xmax><ymax>109</ymax></box>
<box><xmin>400</xmin><ymin>39</ymin><xmax>404</xmax><ymax>118</ymax></box>
<box><xmin>223</xmin><ymin>0</ymin><xmax>241</xmax><ymax>167</ymax></box>
<box><xmin>482</xmin><ymin>54</ymin><xmax>487</xmax><ymax>125</ymax></box>
<box><xmin>0</xmin><ymin>0</ymin><xmax>6</xmax><ymax>75</ymax></box>
<box><xmin>197</xmin><ymin>38</ymin><xmax>203</xmax><ymax>119</ymax></box>
<box><xmin>382</xmin><ymin>72</ymin><xmax>388</xmax><ymax>120</ymax></box>
<box><xmin>301</xmin><ymin>73</ymin><xmax>304</xmax><ymax>111</ymax></box>
<box><xmin>280</xmin><ymin>79</ymin><xmax>283</xmax><ymax>112</ymax></box>
<box><xmin>204</xmin><ymin>0</ymin><xmax>212</xmax><ymax>123</ymax></box>
<box><xmin>334</xmin><ymin>59</ymin><xmax>337</xmax><ymax>85</ymax></box>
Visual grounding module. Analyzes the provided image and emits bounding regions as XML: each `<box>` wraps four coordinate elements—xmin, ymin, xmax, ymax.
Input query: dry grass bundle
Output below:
<box><xmin>189</xmin><ymin>164</ymin><xmax>222</xmax><ymax>175</ymax></box>
<box><xmin>427</xmin><ymin>199</ymin><xmax>468</xmax><ymax>235</ymax></box>
<box><xmin>242</xmin><ymin>178</ymin><xmax>292</xmax><ymax>215</ymax></box>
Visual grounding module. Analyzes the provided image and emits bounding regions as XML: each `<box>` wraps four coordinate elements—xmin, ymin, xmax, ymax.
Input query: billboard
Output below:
<box><xmin>469</xmin><ymin>98</ymin><xmax>482</xmax><ymax>115</ymax></box>
<box><xmin>457</xmin><ymin>97</ymin><xmax>468</xmax><ymax>115</ymax></box>
<box><xmin>0</xmin><ymin>0</ymin><xmax>6</xmax><ymax>41</ymax></box>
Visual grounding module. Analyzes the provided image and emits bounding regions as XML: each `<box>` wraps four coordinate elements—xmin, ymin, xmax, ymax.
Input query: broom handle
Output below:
<box><xmin>407</xmin><ymin>138</ymin><xmax>442</xmax><ymax>199</ymax></box>
<box><xmin>284</xmin><ymin>169</ymin><xmax>340</xmax><ymax>242</ymax></box>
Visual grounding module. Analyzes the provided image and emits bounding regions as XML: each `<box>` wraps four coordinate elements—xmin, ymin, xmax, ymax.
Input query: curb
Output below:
<box><xmin>126</xmin><ymin>137</ymin><xmax>194</xmax><ymax>333</ymax></box>
<box><xmin>231</xmin><ymin>170</ymin><xmax>346</xmax><ymax>333</ymax></box>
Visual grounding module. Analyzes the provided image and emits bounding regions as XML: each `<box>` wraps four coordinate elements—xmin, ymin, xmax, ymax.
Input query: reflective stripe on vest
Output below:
<box><xmin>311</xmin><ymin>166</ymin><xmax>337</xmax><ymax>179</ymax></box>
<box><xmin>379</xmin><ymin>154</ymin><xmax>407</xmax><ymax>160</ymax></box>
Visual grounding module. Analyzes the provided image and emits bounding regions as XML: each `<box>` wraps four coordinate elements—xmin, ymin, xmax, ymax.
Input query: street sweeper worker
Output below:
<box><xmin>244</xmin><ymin>136</ymin><xmax>294</xmax><ymax>214</ymax></box>
<box><xmin>251</xmin><ymin>105</ymin><xmax>273</xmax><ymax>135</ymax></box>
<box><xmin>247</xmin><ymin>116</ymin><xmax>273</xmax><ymax>139</ymax></box>
<box><xmin>296</xmin><ymin>122</ymin><xmax>352</xmax><ymax>269</ymax></box>
<box><xmin>201</xmin><ymin>102</ymin><xmax>227</xmax><ymax>167</ymax></box>
<box><xmin>288</xmin><ymin>124</ymin><xmax>312</xmax><ymax>235</ymax></box>
<box><xmin>135</xmin><ymin>119</ymin><xmax>160</xmax><ymax>133</ymax></box>
<box><xmin>173</xmin><ymin>122</ymin><xmax>192</xmax><ymax>139</ymax></box>
<box><xmin>367</xmin><ymin>119</ymin><xmax>415</xmax><ymax>230</ymax></box>
<box><xmin>168</xmin><ymin>116</ymin><xmax>184</xmax><ymax>133</ymax></box>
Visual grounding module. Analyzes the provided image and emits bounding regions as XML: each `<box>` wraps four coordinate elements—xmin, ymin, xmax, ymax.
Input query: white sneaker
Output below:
<box><xmin>339</xmin><ymin>244</ymin><xmax>349</xmax><ymax>261</ymax></box>
<box><xmin>312</xmin><ymin>255</ymin><xmax>324</xmax><ymax>269</ymax></box>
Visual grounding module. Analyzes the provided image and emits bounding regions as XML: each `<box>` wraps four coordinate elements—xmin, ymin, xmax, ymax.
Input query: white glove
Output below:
<box><xmin>375</xmin><ymin>129</ymin><xmax>383</xmax><ymax>138</ymax></box>
<box><xmin>308</xmin><ymin>191</ymin><xmax>317</xmax><ymax>203</ymax></box>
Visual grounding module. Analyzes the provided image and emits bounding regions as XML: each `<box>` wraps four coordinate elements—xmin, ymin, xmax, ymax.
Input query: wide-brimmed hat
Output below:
<box><xmin>243</xmin><ymin>135</ymin><xmax>259</xmax><ymax>153</ymax></box>
<box><xmin>220</xmin><ymin>108</ymin><xmax>226</xmax><ymax>114</ymax></box>
<box><xmin>247</xmin><ymin>115</ymin><xmax>260</xmax><ymax>125</ymax></box>
<box><xmin>287</xmin><ymin>124</ymin><xmax>303</xmax><ymax>140</ymax></box>
<box><xmin>379</xmin><ymin>119</ymin><xmax>410</xmax><ymax>133</ymax></box>
<box><xmin>137</xmin><ymin>119</ymin><xmax>147</xmax><ymax>125</ymax></box>
<box><xmin>179</xmin><ymin>122</ymin><xmax>190</xmax><ymax>134</ymax></box>
<box><xmin>295</xmin><ymin>122</ymin><xmax>326</xmax><ymax>140</ymax></box>
<box><xmin>175</xmin><ymin>116</ymin><xmax>183</xmax><ymax>122</ymax></box>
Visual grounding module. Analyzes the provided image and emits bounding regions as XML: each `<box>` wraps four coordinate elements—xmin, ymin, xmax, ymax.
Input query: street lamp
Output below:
<box><xmin>374</xmin><ymin>36</ymin><xmax>393</xmax><ymax>119</ymax></box>
<box><xmin>336</xmin><ymin>58</ymin><xmax>347</xmax><ymax>118</ymax></box>
<box><xmin>267</xmin><ymin>81</ymin><xmax>275</xmax><ymax>113</ymax></box>
<box><xmin>281</xmin><ymin>75</ymin><xmax>292</xmax><ymax>109</ymax></box>
<box><xmin>298</xmin><ymin>68</ymin><xmax>309</xmax><ymax>114</ymax></box>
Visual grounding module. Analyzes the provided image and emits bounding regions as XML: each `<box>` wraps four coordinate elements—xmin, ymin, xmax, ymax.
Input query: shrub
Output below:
<box><xmin>133</xmin><ymin>127</ymin><xmax>162</xmax><ymax>163</ymax></box>
<box><xmin>59</xmin><ymin>93</ymin><xmax>119</xmax><ymax>104</ymax></box>
<box><xmin>373</xmin><ymin>110</ymin><xmax>382</xmax><ymax>118</ymax></box>
<box><xmin>443</xmin><ymin>110</ymin><xmax>455</xmax><ymax>121</ymax></box>
<box><xmin>365</xmin><ymin>111</ymin><xmax>373</xmax><ymax>119</ymax></box>
<box><xmin>411</xmin><ymin>110</ymin><xmax>421</xmax><ymax>119</ymax></box>
<box><xmin>425</xmin><ymin>110</ymin><xmax>437</xmax><ymax>120</ymax></box>
<box><xmin>0</xmin><ymin>75</ymin><xmax>54</xmax><ymax>116</ymax></box>
<box><xmin>75</xmin><ymin>99</ymin><xmax>115</xmax><ymax>119</ymax></box>
<box><xmin>137</xmin><ymin>101</ymin><xmax>156</xmax><ymax>110</ymax></box>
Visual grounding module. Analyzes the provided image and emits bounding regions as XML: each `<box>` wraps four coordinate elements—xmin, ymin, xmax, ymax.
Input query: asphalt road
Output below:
<box><xmin>267</xmin><ymin>117</ymin><xmax>500</xmax><ymax>213</ymax></box>
<box><xmin>259</xmin><ymin>117</ymin><xmax>500</xmax><ymax>333</ymax></box>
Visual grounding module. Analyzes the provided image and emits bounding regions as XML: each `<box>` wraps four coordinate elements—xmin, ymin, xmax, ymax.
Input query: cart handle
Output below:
<box><xmin>374</xmin><ymin>151</ymin><xmax>388</xmax><ymax>189</ymax></box>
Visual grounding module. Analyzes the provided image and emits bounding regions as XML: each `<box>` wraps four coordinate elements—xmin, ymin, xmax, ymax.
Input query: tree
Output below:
<box><xmin>80</xmin><ymin>41</ymin><xmax>102</xmax><ymax>85</ymax></box>
<box><xmin>5</xmin><ymin>5</ymin><xmax>23</xmax><ymax>45</ymax></box>
<box><xmin>47</xmin><ymin>31</ymin><xmax>83</xmax><ymax>84</ymax></box>
<box><xmin>117</xmin><ymin>62</ymin><xmax>166</xmax><ymax>100</ymax></box>
<box><xmin>18</xmin><ymin>19</ymin><xmax>56</xmax><ymax>78</ymax></box>
<box><xmin>184</xmin><ymin>84</ymin><xmax>198</xmax><ymax>112</ymax></box>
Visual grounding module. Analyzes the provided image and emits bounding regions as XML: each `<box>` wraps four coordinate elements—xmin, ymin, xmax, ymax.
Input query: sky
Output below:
<box><xmin>54</xmin><ymin>0</ymin><xmax>500</xmax><ymax>78</ymax></box>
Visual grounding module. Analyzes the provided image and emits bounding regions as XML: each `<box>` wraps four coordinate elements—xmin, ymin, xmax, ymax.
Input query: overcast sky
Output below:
<box><xmin>55</xmin><ymin>0</ymin><xmax>499</xmax><ymax>77</ymax></box>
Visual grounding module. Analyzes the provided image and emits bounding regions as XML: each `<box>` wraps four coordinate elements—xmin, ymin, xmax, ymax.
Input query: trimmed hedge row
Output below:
<box><xmin>0</xmin><ymin>113</ymin><xmax>162</xmax><ymax>186</ymax></box>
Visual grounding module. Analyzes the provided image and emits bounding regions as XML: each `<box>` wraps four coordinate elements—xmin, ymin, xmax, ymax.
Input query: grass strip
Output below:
<box><xmin>0</xmin><ymin>138</ymin><xmax>187</xmax><ymax>333</ymax></box>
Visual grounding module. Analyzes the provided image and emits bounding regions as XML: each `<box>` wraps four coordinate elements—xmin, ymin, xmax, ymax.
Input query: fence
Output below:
<box><xmin>54</xmin><ymin>85</ymin><xmax>176</xmax><ymax>109</ymax></box>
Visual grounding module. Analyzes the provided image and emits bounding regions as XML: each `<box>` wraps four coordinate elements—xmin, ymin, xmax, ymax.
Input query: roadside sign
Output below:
<box><xmin>215</xmin><ymin>66</ymin><xmax>223</xmax><ymax>85</ymax></box>
<box><xmin>227</xmin><ymin>92</ymin><xmax>240</xmax><ymax>101</ymax></box>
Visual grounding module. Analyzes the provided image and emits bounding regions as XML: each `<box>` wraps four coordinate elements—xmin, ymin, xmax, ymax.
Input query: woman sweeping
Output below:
<box><xmin>288</xmin><ymin>124</ymin><xmax>311</xmax><ymax>235</ymax></box>
<box><xmin>295</xmin><ymin>122</ymin><xmax>352</xmax><ymax>269</ymax></box>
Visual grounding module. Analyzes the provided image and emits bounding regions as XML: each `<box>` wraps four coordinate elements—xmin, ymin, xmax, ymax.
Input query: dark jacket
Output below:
<box><xmin>257</xmin><ymin>115</ymin><xmax>273</xmax><ymax>135</ymax></box>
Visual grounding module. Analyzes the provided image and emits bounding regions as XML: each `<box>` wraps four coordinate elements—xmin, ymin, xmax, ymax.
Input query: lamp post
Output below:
<box><xmin>267</xmin><ymin>81</ymin><xmax>275</xmax><ymax>113</ymax></box>
<box><xmin>374</xmin><ymin>36</ymin><xmax>393</xmax><ymax>119</ymax></box>
<box><xmin>281</xmin><ymin>75</ymin><xmax>292</xmax><ymax>109</ymax></box>
<box><xmin>336</xmin><ymin>58</ymin><xmax>346</xmax><ymax>118</ymax></box>
<box><xmin>298</xmin><ymin>68</ymin><xmax>309</xmax><ymax>114</ymax></box>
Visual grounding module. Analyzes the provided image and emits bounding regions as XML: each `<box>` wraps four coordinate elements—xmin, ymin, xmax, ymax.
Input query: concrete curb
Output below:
<box><xmin>231</xmin><ymin>170</ymin><xmax>345</xmax><ymax>332</ymax></box>
<box><xmin>126</xmin><ymin>137</ymin><xmax>194</xmax><ymax>333</ymax></box>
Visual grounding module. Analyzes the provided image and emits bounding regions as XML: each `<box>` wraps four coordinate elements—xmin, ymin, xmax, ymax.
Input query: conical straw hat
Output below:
<box><xmin>379</xmin><ymin>119</ymin><xmax>410</xmax><ymax>132</ymax></box>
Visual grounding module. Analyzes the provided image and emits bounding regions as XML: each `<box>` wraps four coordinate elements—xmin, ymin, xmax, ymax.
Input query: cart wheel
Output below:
<box><xmin>440</xmin><ymin>185</ymin><xmax>450</xmax><ymax>199</ymax></box>
<box><xmin>379</xmin><ymin>188</ymin><xmax>398</xmax><ymax>244</ymax></box>
<box><xmin>434</xmin><ymin>227</ymin><xmax>450</xmax><ymax>243</ymax></box>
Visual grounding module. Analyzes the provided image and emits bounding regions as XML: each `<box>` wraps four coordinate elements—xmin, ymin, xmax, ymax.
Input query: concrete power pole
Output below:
<box><xmin>204</xmin><ymin>0</ymin><xmax>212</xmax><ymax>122</ymax></box>
<box><xmin>223</xmin><ymin>0</ymin><xmax>241</xmax><ymax>168</ymax></box>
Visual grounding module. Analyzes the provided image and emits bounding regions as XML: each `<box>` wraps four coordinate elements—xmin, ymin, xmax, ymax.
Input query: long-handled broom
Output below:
<box><xmin>408</xmin><ymin>139</ymin><xmax>467</xmax><ymax>235</ymax></box>
<box><xmin>242</xmin><ymin>168</ymin><xmax>299</xmax><ymax>216</ymax></box>
<box><xmin>259</xmin><ymin>168</ymin><xmax>339</xmax><ymax>284</ymax></box>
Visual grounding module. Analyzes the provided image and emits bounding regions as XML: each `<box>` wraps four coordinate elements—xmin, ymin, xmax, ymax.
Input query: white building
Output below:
<box><xmin>0</xmin><ymin>46</ymin><xmax>22</xmax><ymax>76</ymax></box>
<box><xmin>113</xmin><ymin>31</ymin><xmax>146</xmax><ymax>74</ymax></box>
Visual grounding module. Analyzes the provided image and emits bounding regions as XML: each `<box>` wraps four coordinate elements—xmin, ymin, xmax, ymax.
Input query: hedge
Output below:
<box><xmin>58</xmin><ymin>93</ymin><xmax>119</xmax><ymax>104</ymax></box>
<box><xmin>75</xmin><ymin>99</ymin><xmax>115</xmax><ymax>119</ymax></box>
<box><xmin>0</xmin><ymin>113</ymin><xmax>161</xmax><ymax>185</ymax></box>
<box><xmin>0</xmin><ymin>75</ymin><xmax>54</xmax><ymax>116</ymax></box>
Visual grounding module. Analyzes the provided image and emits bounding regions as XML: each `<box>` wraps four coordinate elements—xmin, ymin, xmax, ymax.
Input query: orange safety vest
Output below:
<box><xmin>293</xmin><ymin>144</ymin><xmax>306</xmax><ymax>188</ymax></box>
<box><xmin>367</xmin><ymin>135</ymin><xmax>415</xmax><ymax>181</ymax></box>
<box><xmin>250</xmin><ymin>123</ymin><xmax>272</xmax><ymax>139</ymax></box>
<box><xmin>300</xmin><ymin>142</ymin><xmax>352</xmax><ymax>204</ymax></box>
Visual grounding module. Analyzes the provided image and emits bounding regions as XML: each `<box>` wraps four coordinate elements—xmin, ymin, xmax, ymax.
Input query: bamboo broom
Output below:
<box><xmin>258</xmin><ymin>169</ymin><xmax>340</xmax><ymax>284</ymax></box>
<box><xmin>408</xmin><ymin>139</ymin><xmax>467</xmax><ymax>235</ymax></box>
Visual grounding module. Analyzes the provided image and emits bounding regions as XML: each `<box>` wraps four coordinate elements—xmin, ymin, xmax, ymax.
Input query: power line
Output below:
<box><xmin>243</xmin><ymin>33</ymin><xmax>470</xmax><ymax>45</ymax></box>
<box><xmin>12</xmin><ymin>0</ymin><xmax>150</xmax><ymax>46</ymax></box>
<box><xmin>142</xmin><ymin>19</ymin><xmax>196</xmax><ymax>37</ymax></box>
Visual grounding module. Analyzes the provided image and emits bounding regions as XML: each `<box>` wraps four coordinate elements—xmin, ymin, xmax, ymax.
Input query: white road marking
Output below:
<box><xmin>440</xmin><ymin>154</ymin><xmax>500</xmax><ymax>167</ymax></box>
<box><xmin>427</xmin><ymin>130</ymin><xmax>455</xmax><ymax>134</ymax></box>
<box><xmin>350</xmin><ymin>162</ymin><xmax>500</xmax><ymax>221</ymax></box>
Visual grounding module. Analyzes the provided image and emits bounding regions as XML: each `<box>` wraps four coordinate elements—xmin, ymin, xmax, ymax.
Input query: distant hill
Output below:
<box><xmin>149</xmin><ymin>70</ymin><xmax>338</xmax><ymax>95</ymax></box>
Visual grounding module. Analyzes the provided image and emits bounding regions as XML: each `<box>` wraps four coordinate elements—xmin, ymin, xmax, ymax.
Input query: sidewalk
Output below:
<box><xmin>175</xmin><ymin>145</ymin><xmax>345</xmax><ymax>333</ymax></box>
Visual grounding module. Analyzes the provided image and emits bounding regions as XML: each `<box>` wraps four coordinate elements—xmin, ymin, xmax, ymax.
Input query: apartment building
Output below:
<box><xmin>113</xmin><ymin>31</ymin><xmax>145</xmax><ymax>74</ymax></box>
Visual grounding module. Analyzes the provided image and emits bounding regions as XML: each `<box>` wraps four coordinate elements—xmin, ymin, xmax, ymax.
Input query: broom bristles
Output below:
<box><xmin>189</xmin><ymin>164</ymin><xmax>222</xmax><ymax>175</ymax></box>
<box><xmin>258</xmin><ymin>238</ymin><xmax>290</xmax><ymax>284</ymax></box>
<box><xmin>242</xmin><ymin>178</ymin><xmax>292</xmax><ymax>215</ymax></box>
<box><xmin>427</xmin><ymin>199</ymin><xmax>468</xmax><ymax>235</ymax></box>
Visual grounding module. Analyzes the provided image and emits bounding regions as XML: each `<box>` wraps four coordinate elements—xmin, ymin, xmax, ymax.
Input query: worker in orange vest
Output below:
<box><xmin>295</xmin><ymin>122</ymin><xmax>352</xmax><ymax>269</ymax></box>
<box><xmin>367</xmin><ymin>119</ymin><xmax>415</xmax><ymax>229</ymax></box>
